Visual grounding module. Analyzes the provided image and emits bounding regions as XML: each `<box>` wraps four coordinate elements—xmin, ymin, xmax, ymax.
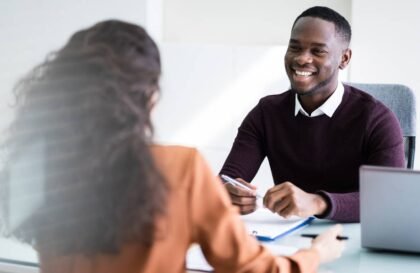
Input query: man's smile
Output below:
<box><xmin>295</xmin><ymin>70</ymin><xmax>314</xmax><ymax>76</ymax></box>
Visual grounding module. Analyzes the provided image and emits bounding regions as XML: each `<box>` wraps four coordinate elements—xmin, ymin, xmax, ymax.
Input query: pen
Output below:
<box><xmin>300</xmin><ymin>234</ymin><xmax>349</xmax><ymax>240</ymax></box>
<box><xmin>220</xmin><ymin>174</ymin><xmax>263</xmax><ymax>198</ymax></box>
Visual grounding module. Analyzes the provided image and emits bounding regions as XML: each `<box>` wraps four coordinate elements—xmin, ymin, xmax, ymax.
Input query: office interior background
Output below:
<box><xmin>0</xmin><ymin>0</ymin><xmax>419</xmax><ymax>268</ymax></box>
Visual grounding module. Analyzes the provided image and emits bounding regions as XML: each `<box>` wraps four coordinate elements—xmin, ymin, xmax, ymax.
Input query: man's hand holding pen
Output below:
<box><xmin>221</xmin><ymin>175</ymin><xmax>260</xmax><ymax>215</ymax></box>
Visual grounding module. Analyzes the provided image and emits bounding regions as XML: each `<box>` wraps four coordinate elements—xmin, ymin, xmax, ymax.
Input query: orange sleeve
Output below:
<box><xmin>187</xmin><ymin>149</ymin><xmax>320</xmax><ymax>273</ymax></box>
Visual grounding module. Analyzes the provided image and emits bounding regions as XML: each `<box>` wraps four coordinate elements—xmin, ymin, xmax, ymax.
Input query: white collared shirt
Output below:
<box><xmin>294</xmin><ymin>83</ymin><xmax>344</xmax><ymax>118</ymax></box>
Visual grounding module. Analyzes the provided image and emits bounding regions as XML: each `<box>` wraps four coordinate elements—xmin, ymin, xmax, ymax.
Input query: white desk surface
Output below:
<box><xmin>188</xmin><ymin>220</ymin><xmax>420</xmax><ymax>273</ymax></box>
<box><xmin>1</xmin><ymin>220</ymin><xmax>419</xmax><ymax>273</ymax></box>
<box><xmin>299</xmin><ymin>221</ymin><xmax>420</xmax><ymax>273</ymax></box>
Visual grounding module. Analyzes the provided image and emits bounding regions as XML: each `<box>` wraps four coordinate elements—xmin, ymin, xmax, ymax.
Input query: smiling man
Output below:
<box><xmin>220</xmin><ymin>6</ymin><xmax>404</xmax><ymax>222</ymax></box>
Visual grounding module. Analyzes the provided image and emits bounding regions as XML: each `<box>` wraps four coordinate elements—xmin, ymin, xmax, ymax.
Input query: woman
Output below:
<box><xmin>0</xmin><ymin>20</ymin><xmax>344</xmax><ymax>273</ymax></box>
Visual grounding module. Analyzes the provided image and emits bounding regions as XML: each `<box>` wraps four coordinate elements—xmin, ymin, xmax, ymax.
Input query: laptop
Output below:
<box><xmin>360</xmin><ymin>165</ymin><xmax>420</xmax><ymax>253</ymax></box>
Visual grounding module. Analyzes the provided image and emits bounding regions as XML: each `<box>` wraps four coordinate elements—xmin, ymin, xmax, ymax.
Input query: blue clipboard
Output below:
<box><xmin>254</xmin><ymin>217</ymin><xmax>314</xmax><ymax>241</ymax></box>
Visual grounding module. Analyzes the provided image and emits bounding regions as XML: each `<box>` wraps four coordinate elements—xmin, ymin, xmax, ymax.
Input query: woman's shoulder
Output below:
<box><xmin>151</xmin><ymin>144</ymin><xmax>203</xmax><ymax>187</ymax></box>
<box><xmin>151</xmin><ymin>144</ymin><xmax>199</xmax><ymax>160</ymax></box>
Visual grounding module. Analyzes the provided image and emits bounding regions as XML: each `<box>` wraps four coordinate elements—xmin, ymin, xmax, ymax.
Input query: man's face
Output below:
<box><xmin>284</xmin><ymin>17</ymin><xmax>350</xmax><ymax>96</ymax></box>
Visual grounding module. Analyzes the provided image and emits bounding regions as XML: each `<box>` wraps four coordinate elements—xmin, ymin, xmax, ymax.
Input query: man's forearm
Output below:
<box><xmin>316</xmin><ymin>191</ymin><xmax>360</xmax><ymax>223</ymax></box>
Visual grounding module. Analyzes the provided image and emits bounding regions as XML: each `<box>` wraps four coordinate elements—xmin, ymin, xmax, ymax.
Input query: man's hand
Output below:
<box><xmin>263</xmin><ymin>181</ymin><xmax>327</xmax><ymax>218</ymax></box>
<box><xmin>223</xmin><ymin>178</ymin><xmax>258</xmax><ymax>215</ymax></box>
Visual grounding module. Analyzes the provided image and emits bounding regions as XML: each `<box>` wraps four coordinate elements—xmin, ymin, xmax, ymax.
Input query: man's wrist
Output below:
<box><xmin>313</xmin><ymin>193</ymin><xmax>328</xmax><ymax>215</ymax></box>
<box><xmin>315</xmin><ymin>191</ymin><xmax>332</xmax><ymax>218</ymax></box>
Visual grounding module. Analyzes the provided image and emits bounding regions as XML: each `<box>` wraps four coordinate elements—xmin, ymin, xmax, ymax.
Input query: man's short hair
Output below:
<box><xmin>292</xmin><ymin>6</ymin><xmax>352</xmax><ymax>45</ymax></box>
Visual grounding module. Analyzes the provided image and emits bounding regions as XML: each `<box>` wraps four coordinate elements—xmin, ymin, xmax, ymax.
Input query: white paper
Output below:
<box><xmin>240</xmin><ymin>208</ymin><xmax>312</xmax><ymax>240</ymax></box>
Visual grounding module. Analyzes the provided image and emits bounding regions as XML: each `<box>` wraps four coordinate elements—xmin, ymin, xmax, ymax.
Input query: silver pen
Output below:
<box><xmin>221</xmin><ymin>174</ymin><xmax>263</xmax><ymax>199</ymax></box>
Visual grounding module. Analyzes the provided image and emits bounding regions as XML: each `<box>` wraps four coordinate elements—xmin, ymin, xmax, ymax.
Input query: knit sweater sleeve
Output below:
<box><xmin>318</xmin><ymin>101</ymin><xmax>405</xmax><ymax>222</ymax></box>
<box><xmin>219</xmin><ymin>102</ymin><xmax>266</xmax><ymax>182</ymax></box>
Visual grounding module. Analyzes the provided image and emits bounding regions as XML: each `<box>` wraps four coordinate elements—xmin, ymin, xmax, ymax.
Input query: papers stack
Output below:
<box><xmin>240</xmin><ymin>208</ymin><xmax>314</xmax><ymax>241</ymax></box>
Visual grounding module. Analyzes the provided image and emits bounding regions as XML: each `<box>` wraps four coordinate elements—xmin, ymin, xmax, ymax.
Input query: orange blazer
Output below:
<box><xmin>39</xmin><ymin>145</ymin><xmax>319</xmax><ymax>273</ymax></box>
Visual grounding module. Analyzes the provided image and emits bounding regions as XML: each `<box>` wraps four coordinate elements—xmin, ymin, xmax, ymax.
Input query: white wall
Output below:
<box><xmin>164</xmin><ymin>0</ymin><xmax>350</xmax><ymax>45</ymax></box>
<box><xmin>0</xmin><ymin>0</ymin><xmax>151</xmax><ymax>135</ymax></box>
<box><xmin>349</xmin><ymin>0</ymin><xmax>420</xmax><ymax>168</ymax></box>
<box><xmin>156</xmin><ymin>45</ymin><xmax>289</xmax><ymax>151</ymax></box>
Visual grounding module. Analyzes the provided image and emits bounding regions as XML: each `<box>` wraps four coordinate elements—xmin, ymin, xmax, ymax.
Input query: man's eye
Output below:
<box><xmin>313</xmin><ymin>49</ymin><xmax>327</xmax><ymax>55</ymax></box>
<box><xmin>288</xmin><ymin>46</ymin><xmax>300</xmax><ymax>52</ymax></box>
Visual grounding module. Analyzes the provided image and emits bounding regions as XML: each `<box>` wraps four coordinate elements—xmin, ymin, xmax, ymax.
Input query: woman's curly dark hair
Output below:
<box><xmin>0</xmin><ymin>20</ymin><xmax>167</xmax><ymax>255</ymax></box>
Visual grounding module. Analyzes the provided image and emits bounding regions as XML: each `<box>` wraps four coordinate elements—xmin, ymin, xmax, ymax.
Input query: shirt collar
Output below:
<box><xmin>294</xmin><ymin>82</ymin><xmax>344</xmax><ymax>118</ymax></box>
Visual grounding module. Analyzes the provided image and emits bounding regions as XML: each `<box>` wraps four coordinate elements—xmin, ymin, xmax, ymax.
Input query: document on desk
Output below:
<box><xmin>186</xmin><ymin>243</ymin><xmax>298</xmax><ymax>272</ymax></box>
<box><xmin>240</xmin><ymin>208</ymin><xmax>314</xmax><ymax>241</ymax></box>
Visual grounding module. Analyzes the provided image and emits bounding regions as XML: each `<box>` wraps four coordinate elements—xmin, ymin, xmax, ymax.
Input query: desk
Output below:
<box><xmin>188</xmin><ymin>220</ymin><xmax>420</xmax><ymax>273</ymax></box>
<box><xmin>1</xmin><ymin>221</ymin><xmax>419</xmax><ymax>273</ymax></box>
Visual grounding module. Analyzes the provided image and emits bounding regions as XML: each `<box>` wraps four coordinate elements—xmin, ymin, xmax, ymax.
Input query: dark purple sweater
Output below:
<box><xmin>220</xmin><ymin>85</ymin><xmax>404</xmax><ymax>222</ymax></box>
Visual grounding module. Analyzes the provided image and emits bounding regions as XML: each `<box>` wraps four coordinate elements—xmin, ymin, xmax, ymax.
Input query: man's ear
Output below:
<box><xmin>339</xmin><ymin>48</ymin><xmax>352</xmax><ymax>70</ymax></box>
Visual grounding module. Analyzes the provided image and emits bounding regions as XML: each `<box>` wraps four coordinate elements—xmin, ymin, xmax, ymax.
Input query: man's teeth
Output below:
<box><xmin>295</xmin><ymin>71</ymin><xmax>313</xmax><ymax>76</ymax></box>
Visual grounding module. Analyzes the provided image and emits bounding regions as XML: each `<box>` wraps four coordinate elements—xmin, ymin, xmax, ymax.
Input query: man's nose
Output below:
<box><xmin>294</xmin><ymin>51</ymin><xmax>313</xmax><ymax>65</ymax></box>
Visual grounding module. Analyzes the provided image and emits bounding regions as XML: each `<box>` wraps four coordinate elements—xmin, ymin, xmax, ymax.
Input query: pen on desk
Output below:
<box><xmin>300</xmin><ymin>234</ymin><xmax>349</xmax><ymax>240</ymax></box>
<box><xmin>220</xmin><ymin>174</ymin><xmax>263</xmax><ymax>198</ymax></box>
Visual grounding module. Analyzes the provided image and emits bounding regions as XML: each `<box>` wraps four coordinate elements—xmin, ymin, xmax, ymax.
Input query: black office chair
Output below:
<box><xmin>349</xmin><ymin>83</ymin><xmax>416</xmax><ymax>169</ymax></box>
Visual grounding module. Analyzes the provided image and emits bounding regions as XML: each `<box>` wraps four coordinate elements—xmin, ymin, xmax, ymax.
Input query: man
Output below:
<box><xmin>220</xmin><ymin>6</ymin><xmax>404</xmax><ymax>222</ymax></box>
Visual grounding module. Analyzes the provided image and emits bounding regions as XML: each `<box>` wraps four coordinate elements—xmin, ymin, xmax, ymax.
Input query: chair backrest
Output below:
<box><xmin>348</xmin><ymin>83</ymin><xmax>416</xmax><ymax>168</ymax></box>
